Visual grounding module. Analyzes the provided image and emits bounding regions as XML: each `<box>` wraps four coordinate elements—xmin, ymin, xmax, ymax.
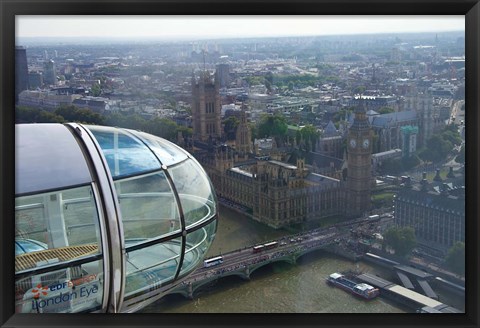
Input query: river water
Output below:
<box><xmin>141</xmin><ymin>206</ymin><xmax>459</xmax><ymax>313</ymax></box>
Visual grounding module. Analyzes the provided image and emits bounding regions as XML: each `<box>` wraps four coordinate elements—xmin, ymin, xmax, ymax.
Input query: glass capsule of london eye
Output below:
<box><xmin>14</xmin><ymin>123</ymin><xmax>218</xmax><ymax>313</ymax></box>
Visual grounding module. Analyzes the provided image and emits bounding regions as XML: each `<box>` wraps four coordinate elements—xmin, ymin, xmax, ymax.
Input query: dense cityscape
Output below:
<box><xmin>14</xmin><ymin>22</ymin><xmax>465</xmax><ymax>314</ymax></box>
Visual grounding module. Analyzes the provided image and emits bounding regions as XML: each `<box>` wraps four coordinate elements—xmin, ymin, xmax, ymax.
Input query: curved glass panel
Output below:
<box><xmin>114</xmin><ymin>171</ymin><xmax>181</xmax><ymax>245</ymax></box>
<box><xmin>16</xmin><ymin>124</ymin><xmax>219</xmax><ymax>313</ymax></box>
<box><xmin>86</xmin><ymin>125</ymin><xmax>161</xmax><ymax>179</ymax></box>
<box><xmin>124</xmin><ymin>237</ymin><xmax>182</xmax><ymax>299</ymax></box>
<box><xmin>15</xmin><ymin>185</ymin><xmax>102</xmax><ymax>273</ymax></box>
<box><xmin>179</xmin><ymin>220</ymin><xmax>217</xmax><ymax>277</ymax></box>
<box><xmin>133</xmin><ymin>130</ymin><xmax>189</xmax><ymax>167</ymax></box>
<box><xmin>167</xmin><ymin>160</ymin><xmax>217</xmax><ymax>228</ymax></box>
<box><xmin>16</xmin><ymin>124</ymin><xmax>92</xmax><ymax>195</ymax></box>
<box><xmin>15</xmin><ymin>184</ymin><xmax>104</xmax><ymax>314</ymax></box>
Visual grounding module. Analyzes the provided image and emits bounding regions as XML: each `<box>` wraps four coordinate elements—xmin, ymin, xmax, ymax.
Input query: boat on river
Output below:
<box><xmin>327</xmin><ymin>273</ymin><xmax>380</xmax><ymax>300</ymax></box>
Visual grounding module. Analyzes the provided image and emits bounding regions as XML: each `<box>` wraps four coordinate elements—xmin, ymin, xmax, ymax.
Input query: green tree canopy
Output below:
<box><xmin>418</xmin><ymin>135</ymin><xmax>453</xmax><ymax>163</ymax></box>
<box><xmin>384</xmin><ymin>226</ymin><xmax>416</xmax><ymax>257</ymax></box>
<box><xmin>455</xmin><ymin>144</ymin><xmax>465</xmax><ymax>164</ymax></box>
<box><xmin>441</xmin><ymin>130</ymin><xmax>462</xmax><ymax>146</ymax></box>
<box><xmin>295</xmin><ymin>124</ymin><xmax>320</xmax><ymax>152</ymax></box>
<box><xmin>418</xmin><ymin>124</ymin><xmax>462</xmax><ymax>163</ymax></box>
<box><xmin>16</xmin><ymin>106</ymin><xmax>65</xmax><ymax>123</ymax></box>
<box><xmin>16</xmin><ymin>105</ymin><xmax>187</xmax><ymax>142</ymax></box>
<box><xmin>223</xmin><ymin>116</ymin><xmax>240</xmax><ymax>140</ymax></box>
<box><xmin>378</xmin><ymin>107</ymin><xmax>395</xmax><ymax>114</ymax></box>
<box><xmin>90</xmin><ymin>83</ymin><xmax>102</xmax><ymax>97</ymax></box>
<box><xmin>445</xmin><ymin>242</ymin><xmax>465</xmax><ymax>276</ymax></box>
<box><xmin>332</xmin><ymin>108</ymin><xmax>353</xmax><ymax>125</ymax></box>
<box><xmin>353</xmin><ymin>86</ymin><xmax>366</xmax><ymax>94</ymax></box>
<box><xmin>257</xmin><ymin>113</ymin><xmax>288</xmax><ymax>145</ymax></box>
<box><xmin>54</xmin><ymin>105</ymin><xmax>105</xmax><ymax>125</ymax></box>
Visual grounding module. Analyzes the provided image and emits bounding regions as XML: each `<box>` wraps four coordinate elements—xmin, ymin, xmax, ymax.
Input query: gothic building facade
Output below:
<box><xmin>191</xmin><ymin>71</ymin><xmax>222</xmax><ymax>142</ymax></box>
<box><xmin>195</xmin><ymin>146</ymin><xmax>345</xmax><ymax>229</ymax></box>
<box><xmin>346</xmin><ymin>101</ymin><xmax>374</xmax><ymax>218</ymax></box>
<box><xmin>189</xmin><ymin>72</ymin><xmax>374</xmax><ymax>228</ymax></box>
<box><xmin>395</xmin><ymin>172</ymin><xmax>465</xmax><ymax>253</ymax></box>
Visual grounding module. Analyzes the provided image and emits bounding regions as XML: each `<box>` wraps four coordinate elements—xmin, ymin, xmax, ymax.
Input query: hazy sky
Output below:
<box><xmin>16</xmin><ymin>16</ymin><xmax>464</xmax><ymax>40</ymax></box>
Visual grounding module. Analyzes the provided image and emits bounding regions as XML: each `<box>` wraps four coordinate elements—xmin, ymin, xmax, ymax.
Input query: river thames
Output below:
<box><xmin>141</xmin><ymin>205</ymin><xmax>462</xmax><ymax>313</ymax></box>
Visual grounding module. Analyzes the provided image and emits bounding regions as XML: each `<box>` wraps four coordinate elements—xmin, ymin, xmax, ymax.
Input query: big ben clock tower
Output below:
<box><xmin>346</xmin><ymin>99</ymin><xmax>373</xmax><ymax>218</ymax></box>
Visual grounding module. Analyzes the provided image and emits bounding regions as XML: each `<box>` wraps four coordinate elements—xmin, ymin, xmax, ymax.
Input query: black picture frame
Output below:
<box><xmin>1</xmin><ymin>1</ymin><xmax>479</xmax><ymax>327</ymax></box>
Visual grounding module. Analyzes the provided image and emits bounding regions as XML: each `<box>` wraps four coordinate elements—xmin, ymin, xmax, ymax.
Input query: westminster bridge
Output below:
<box><xmin>166</xmin><ymin>226</ymin><xmax>356</xmax><ymax>299</ymax></box>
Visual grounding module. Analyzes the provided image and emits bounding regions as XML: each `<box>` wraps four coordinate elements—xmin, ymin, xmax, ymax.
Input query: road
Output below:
<box><xmin>187</xmin><ymin>227</ymin><xmax>343</xmax><ymax>282</ymax></box>
<box><xmin>448</xmin><ymin>100</ymin><xmax>465</xmax><ymax>125</ymax></box>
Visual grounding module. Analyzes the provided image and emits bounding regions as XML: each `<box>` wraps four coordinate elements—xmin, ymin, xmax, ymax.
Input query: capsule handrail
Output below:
<box><xmin>15</xmin><ymin>203</ymin><xmax>44</xmax><ymax>211</ymax></box>
<box><xmin>15</xmin><ymin>243</ymin><xmax>100</xmax><ymax>273</ymax></box>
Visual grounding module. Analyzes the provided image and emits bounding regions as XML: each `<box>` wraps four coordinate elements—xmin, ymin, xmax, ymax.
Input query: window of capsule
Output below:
<box><xmin>14</xmin><ymin>123</ymin><xmax>218</xmax><ymax>313</ymax></box>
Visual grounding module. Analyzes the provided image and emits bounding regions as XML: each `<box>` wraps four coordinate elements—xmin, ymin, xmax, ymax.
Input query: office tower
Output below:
<box><xmin>215</xmin><ymin>63</ymin><xmax>230</xmax><ymax>88</ymax></box>
<box><xmin>15</xmin><ymin>46</ymin><xmax>29</xmax><ymax>103</ymax></box>
<box><xmin>28</xmin><ymin>72</ymin><xmax>43</xmax><ymax>89</ymax></box>
<box><xmin>44</xmin><ymin>59</ymin><xmax>57</xmax><ymax>86</ymax></box>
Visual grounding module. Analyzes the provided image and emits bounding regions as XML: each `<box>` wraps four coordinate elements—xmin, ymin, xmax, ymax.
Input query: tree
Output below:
<box><xmin>257</xmin><ymin>113</ymin><xmax>288</xmax><ymax>146</ymax></box>
<box><xmin>383</xmin><ymin>226</ymin><xmax>416</xmax><ymax>257</ymax></box>
<box><xmin>378</xmin><ymin>107</ymin><xmax>395</xmax><ymax>114</ymax></box>
<box><xmin>418</xmin><ymin>124</ymin><xmax>461</xmax><ymax>163</ymax></box>
<box><xmin>223</xmin><ymin>116</ymin><xmax>239</xmax><ymax>140</ymax></box>
<box><xmin>91</xmin><ymin>83</ymin><xmax>102</xmax><ymax>97</ymax></box>
<box><xmin>445</xmin><ymin>242</ymin><xmax>465</xmax><ymax>276</ymax></box>
<box><xmin>54</xmin><ymin>105</ymin><xmax>105</xmax><ymax>125</ymax></box>
<box><xmin>332</xmin><ymin>108</ymin><xmax>353</xmax><ymax>124</ymax></box>
<box><xmin>418</xmin><ymin>135</ymin><xmax>452</xmax><ymax>163</ymax></box>
<box><xmin>441</xmin><ymin>130</ymin><xmax>462</xmax><ymax>146</ymax></box>
<box><xmin>296</xmin><ymin>125</ymin><xmax>320</xmax><ymax>152</ymax></box>
<box><xmin>16</xmin><ymin>106</ymin><xmax>64</xmax><ymax>123</ymax></box>
<box><xmin>143</xmin><ymin>117</ymin><xmax>178</xmax><ymax>141</ymax></box>
<box><xmin>353</xmin><ymin>86</ymin><xmax>366</xmax><ymax>94</ymax></box>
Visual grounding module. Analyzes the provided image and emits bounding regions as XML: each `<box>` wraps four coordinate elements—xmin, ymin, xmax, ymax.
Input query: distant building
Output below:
<box><xmin>346</xmin><ymin>99</ymin><xmax>374</xmax><ymax>218</ymax></box>
<box><xmin>362</xmin><ymin>110</ymin><xmax>419</xmax><ymax>153</ymax></box>
<box><xmin>316</xmin><ymin>121</ymin><xmax>344</xmax><ymax>159</ymax></box>
<box><xmin>18</xmin><ymin>89</ymin><xmax>82</xmax><ymax>110</ymax></box>
<box><xmin>15</xmin><ymin>46</ymin><xmax>29</xmax><ymax>103</ymax></box>
<box><xmin>395</xmin><ymin>172</ymin><xmax>465</xmax><ymax>253</ymax></box>
<box><xmin>43</xmin><ymin>60</ymin><xmax>57</xmax><ymax>86</ymax></box>
<box><xmin>189</xmin><ymin>75</ymin><xmax>378</xmax><ymax>228</ymax></box>
<box><xmin>234</xmin><ymin>109</ymin><xmax>252</xmax><ymax>155</ymax></box>
<box><xmin>372</xmin><ymin>149</ymin><xmax>402</xmax><ymax>172</ymax></box>
<box><xmin>215</xmin><ymin>63</ymin><xmax>230</xmax><ymax>88</ymax></box>
<box><xmin>405</xmin><ymin>92</ymin><xmax>444</xmax><ymax>148</ymax></box>
<box><xmin>349</xmin><ymin>95</ymin><xmax>398</xmax><ymax>112</ymax></box>
<box><xmin>191</xmin><ymin>70</ymin><xmax>222</xmax><ymax>142</ymax></box>
<box><xmin>248</xmin><ymin>93</ymin><xmax>279</xmax><ymax>120</ymax></box>
<box><xmin>72</xmin><ymin>96</ymin><xmax>111</xmax><ymax>113</ymax></box>
<box><xmin>316</xmin><ymin>136</ymin><xmax>344</xmax><ymax>160</ymax></box>
<box><xmin>28</xmin><ymin>72</ymin><xmax>43</xmax><ymax>89</ymax></box>
<box><xmin>197</xmin><ymin>148</ymin><xmax>345</xmax><ymax>229</ymax></box>
<box><xmin>400</xmin><ymin>125</ymin><xmax>419</xmax><ymax>158</ymax></box>
<box><xmin>254</xmin><ymin>138</ymin><xmax>274</xmax><ymax>154</ymax></box>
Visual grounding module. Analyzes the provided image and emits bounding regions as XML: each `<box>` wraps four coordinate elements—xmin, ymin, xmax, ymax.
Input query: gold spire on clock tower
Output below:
<box><xmin>346</xmin><ymin>98</ymin><xmax>373</xmax><ymax>218</ymax></box>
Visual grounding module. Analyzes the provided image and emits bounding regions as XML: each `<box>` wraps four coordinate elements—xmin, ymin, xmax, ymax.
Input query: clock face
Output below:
<box><xmin>349</xmin><ymin>139</ymin><xmax>356</xmax><ymax>148</ymax></box>
<box><xmin>363</xmin><ymin>139</ymin><xmax>370</xmax><ymax>148</ymax></box>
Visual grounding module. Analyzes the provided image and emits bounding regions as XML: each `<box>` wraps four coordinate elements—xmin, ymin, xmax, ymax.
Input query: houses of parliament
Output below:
<box><xmin>185</xmin><ymin>70</ymin><xmax>373</xmax><ymax>229</ymax></box>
